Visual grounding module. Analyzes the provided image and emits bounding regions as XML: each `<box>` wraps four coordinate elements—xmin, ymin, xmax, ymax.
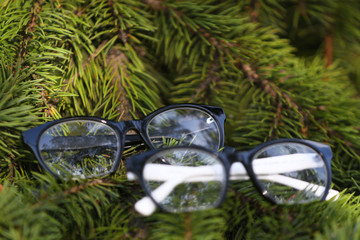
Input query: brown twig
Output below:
<box><xmin>64</xmin><ymin>179</ymin><xmax>105</xmax><ymax>195</ymax></box>
<box><xmin>241</xmin><ymin>63</ymin><xmax>299</xmax><ymax>110</ymax></box>
<box><xmin>34</xmin><ymin>178</ymin><xmax>115</xmax><ymax>206</ymax></box>
<box><xmin>298</xmin><ymin>0</ymin><xmax>307</xmax><ymax>17</ymax></box>
<box><xmin>190</xmin><ymin>63</ymin><xmax>221</xmax><ymax>102</ymax></box>
<box><xmin>1</xmin><ymin>0</ymin><xmax>11</xmax><ymax>8</ymax></box>
<box><xmin>18</xmin><ymin>0</ymin><xmax>44</xmax><ymax>61</ymax></box>
<box><xmin>184</xmin><ymin>213</ymin><xmax>192</xmax><ymax>240</ymax></box>
<box><xmin>106</xmin><ymin>48</ymin><xmax>135</xmax><ymax>120</ymax></box>
<box><xmin>270</xmin><ymin>102</ymin><xmax>283</xmax><ymax>139</ymax></box>
<box><xmin>325</xmin><ymin>33</ymin><xmax>333</xmax><ymax>68</ymax></box>
<box><xmin>143</xmin><ymin>0</ymin><xmax>165</xmax><ymax>10</ymax></box>
<box><xmin>67</xmin><ymin>39</ymin><xmax>109</xmax><ymax>86</ymax></box>
<box><xmin>249</xmin><ymin>0</ymin><xmax>260</xmax><ymax>22</ymax></box>
<box><xmin>8</xmin><ymin>154</ymin><xmax>17</xmax><ymax>180</ymax></box>
<box><xmin>108</xmin><ymin>0</ymin><xmax>129</xmax><ymax>43</ymax></box>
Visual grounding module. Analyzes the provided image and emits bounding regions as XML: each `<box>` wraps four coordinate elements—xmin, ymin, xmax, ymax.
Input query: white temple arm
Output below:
<box><xmin>133</xmin><ymin>176</ymin><xmax>190</xmax><ymax>216</ymax></box>
<box><xmin>136</xmin><ymin>153</ymin><xmax>323</xmax><ymax>183</ymax></box>
<box><xmin>247</xmin><ymin>153</ymin><xmax>323</xmax><ymax>175</ymax></box>
<box><xmin>258</xmin><ymin>174</ymin><xmax>339</xmax><ymax>201</ymax></box>
<box><xmin>132</xmin><ymin>170</ymin><xmax>339</xmax><ymax>216</ymax></box>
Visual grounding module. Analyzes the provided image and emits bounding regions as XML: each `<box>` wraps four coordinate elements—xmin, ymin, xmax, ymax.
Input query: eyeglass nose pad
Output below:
<box><xmin>222</xmin><ymin>146</ymin><xmax>236</xmax><ymax>154</ymax></box>
<box><xmin>118</xmin><ymin>119</ymin><xmax>143</xmax><ymax>131</ymax></box>
<box><xmin>234</xmin><ymin>151</ymin><xmax>250</xmax><ymax>164</ymax></box>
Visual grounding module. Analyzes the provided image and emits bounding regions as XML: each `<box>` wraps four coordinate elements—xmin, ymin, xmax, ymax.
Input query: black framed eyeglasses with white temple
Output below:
<box><xmin>126</xmin><ymin>139</ymin><xmax>340</xmax><ymax>216</ymax></box>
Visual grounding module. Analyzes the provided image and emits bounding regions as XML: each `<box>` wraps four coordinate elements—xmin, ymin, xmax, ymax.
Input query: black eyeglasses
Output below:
<box><xmin>126</xmin><ymin>139</ymin><xmax>340</xmax><ymax>216</ymax></box>
<box><xmin>22</xmin><ymin>104</ymin><xmax>226</xmax><ymax>179</ymax></box>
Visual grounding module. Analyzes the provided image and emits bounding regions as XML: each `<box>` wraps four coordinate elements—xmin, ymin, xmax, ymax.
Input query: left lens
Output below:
<box><xmin>38</xmin><ymin>120</ymin><xmax>120</xmax><ymax>179</ymax></box>
<box><xmin>142</xmin><ymin>148</ymin><xmax>226</xmax><ymax>213</ymax></box>
<box><xmin>251</xmin><ymin>142</ymin><xmax>328</xmax><ymax>204</ymax></box>
<box><xmin>146</xmin><ymin>108</ymin><xmax>221</xmax><ymax>149</ymax></box>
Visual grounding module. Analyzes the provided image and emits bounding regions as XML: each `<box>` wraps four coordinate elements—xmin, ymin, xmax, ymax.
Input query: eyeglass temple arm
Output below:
<box><xmin>131</xmin><ymin>171</ymin><xmax>340</xmax><ymax>216</ymax></box>
<box><xmin>123</xmin><ymin>126</ymin><xmax>212</xmax><ymax>146</ymax></box>
<box><xmin>256</xmin><ymin>174</ymin><xmax>340</xmax><ymax>200</ymax></box>
<box><xmin>124</xmin><ymin>135</ymin><xmax>143</xmax><ymax>146</ymax></box>
<box><xmin>129</xmin><ymin>168</ymin><xmax>203</xmax><ymax>216</ymax></box>
<box><xmin>230</xmin><ymin>163</ymin><xmax>340</xmax><ymax>201</ymax></box>
<box><xmin>128</xmin><ymin>153</ymin><xmax>340</xmax><ymax>216</ymax></box>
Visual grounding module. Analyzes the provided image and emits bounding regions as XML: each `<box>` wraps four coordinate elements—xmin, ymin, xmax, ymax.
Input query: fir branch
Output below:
<box><xmin>0</xmin><ymin>57</ymin><xmax>43</xmax><ymax>180</ymax></box>
<box><xmin>147</xmin><ymin>209</ymin><xmax>227</xmax><ymax>240</ymax></box>
<box><xmin>21</xmin><ymin>174</ymin><xmax>141</xmax><ymax>239</ymax></box>
<box><xmin>1</xmin><ymin>1</ymin><xmax>360</xmax><ymax>239</ymax></box>
<box><xmin>61</xmin><ymin>0</ymin><xmax>162</xmax><ymax>118</ymax></box>
<box><xmin>150</xmin><ymin>1</ymin><xmax>298</xmax><ymax>110</ymax></box>
<box><xmin>0</xmin><ymin>182</ymin><xmax>62</xmax><ymax>240</ymax></box>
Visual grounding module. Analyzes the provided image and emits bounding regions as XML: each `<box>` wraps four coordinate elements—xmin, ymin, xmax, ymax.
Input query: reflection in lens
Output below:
<box><xmin>252</xmin><ymin>143</ymin><xmax>328</xmax><ymax>204</ymax></box>
<box><xmin>143</xmin><ymin>148</ymin><xmax>226</xmax><ymax>213</ymax></box>
<box><xmin>146</xmin><ymin>108</ymin><xmax>221</xmax><ymax>150</ymax></box>
<box><xmin>38</xmin><ymin>120</ymin><xmax>120</xmax><ymax>179</ymax></box>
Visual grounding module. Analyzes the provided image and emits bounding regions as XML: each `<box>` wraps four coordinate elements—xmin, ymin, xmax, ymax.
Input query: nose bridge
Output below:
<box><xmin>122</xmin><ymin>119</ymin><xmax>143</xmax><ymax>132</ymax></box>
<box><xmin>235</xmin><ymin>151</ymin><xmax>248</xmax><ymax>164</ymax></box>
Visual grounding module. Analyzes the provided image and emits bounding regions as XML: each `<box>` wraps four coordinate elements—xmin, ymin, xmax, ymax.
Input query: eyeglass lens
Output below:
<box><xmin>146</xmin><ymin>108</ymin><xmax>220</xmax><ymax>150</ymax></box>
<box><xmin>38</xmin><ymin>120</ymin><xmax>120</xmax><ymax>179</ymax></box>
<box><xmin>251</xmin><ymin>142</ymin><xmax>328</xmax><ymax>204</ymax></box>
<box><xmin>142</xmin><ymin>148</ymin><xmax>227</xmax><ymax>213</ymax></box>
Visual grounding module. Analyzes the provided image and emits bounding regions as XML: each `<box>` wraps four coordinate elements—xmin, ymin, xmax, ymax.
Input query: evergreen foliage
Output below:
<box><xmin>1</xmin><ymin>0</ymin><xmax>360</xmax><ymax>239</ymax></box>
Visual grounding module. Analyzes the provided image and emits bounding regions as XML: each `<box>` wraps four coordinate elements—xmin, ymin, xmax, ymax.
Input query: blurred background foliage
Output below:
<box><xmin>1</xmin><ymin>0</ymin><xmax>360</xmax><ymax>239</ymax></box>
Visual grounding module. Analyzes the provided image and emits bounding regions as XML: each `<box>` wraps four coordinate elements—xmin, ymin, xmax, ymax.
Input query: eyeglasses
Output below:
<box><xmin>126</xmin><ymin>139</ymin><xmax>340</xmax><ymax>216</ymax></box>
<box><xmin>22</xmin><ymin>104</ymin><xmax>226</xmax><ymax>179</ymax></box>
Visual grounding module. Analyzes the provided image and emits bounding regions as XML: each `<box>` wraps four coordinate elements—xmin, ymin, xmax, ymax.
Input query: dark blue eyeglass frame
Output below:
<box><xmin>127</xmin><ymin>138</ymin><xmax>334</xmax><ymax>214</ymax></box>
<box><xmin>22</xmin><ymin>104</ymin><xmax>226</xmax><ymax>179</ymax></box>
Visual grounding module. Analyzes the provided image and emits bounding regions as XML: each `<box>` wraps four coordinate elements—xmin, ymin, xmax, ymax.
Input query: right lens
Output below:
<box><xmin>38</xmin><ymin>120</ymin><xmax>120</xmax><ymax>179</ymax></box>
<box><xmin>251</xmin><ymin>142</ymin><xmax>328</xmax><ymax>204</ymax></box>
<box><xmin>146</xmin><ymin>108</ymin><xmax>221</xmax><ymax>149</ymax></box>
<box><xmin>142</xmin><ymin>148</ymin><xmax>226</xmax><ymax>213</ymax></box>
